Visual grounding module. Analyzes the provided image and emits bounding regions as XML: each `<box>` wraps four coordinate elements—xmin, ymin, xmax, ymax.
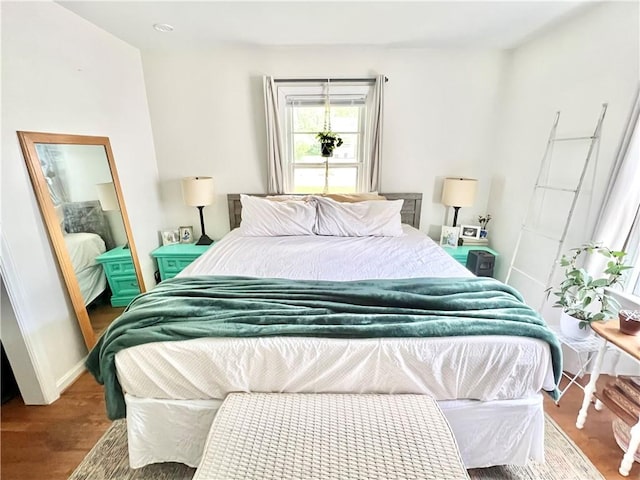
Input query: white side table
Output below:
<box><xmin>550</xmin><ymin>326</ymin><xmax>604</xmax><ymax>405</ymax></box>
<box><xmin>575</xmin><ymin>319</ymin><xmax>640</xmax><ymax>477</ymax></box>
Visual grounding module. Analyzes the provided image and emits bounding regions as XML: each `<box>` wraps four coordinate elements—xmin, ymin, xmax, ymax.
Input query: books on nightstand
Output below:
<box><xmin>461</xmin><ymin>238</ymin><xmax>489</xmax><ymax>246</ymax></box>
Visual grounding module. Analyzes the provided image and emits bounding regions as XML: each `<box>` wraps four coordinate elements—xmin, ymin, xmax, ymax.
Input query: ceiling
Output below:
<box><xmin>58</xmin><ymin>1</ymin><xmax>591</xmax><ymax>51</ymax></box>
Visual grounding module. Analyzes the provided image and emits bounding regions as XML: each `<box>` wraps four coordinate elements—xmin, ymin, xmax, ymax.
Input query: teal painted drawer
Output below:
<box><xmin>102</xmin><ymin>258</ymin><xmax>135</xmax><ymax>276</ymax></box>
<box><xmin>96</xmin><ymin>246</ymin><xmax>141</xmax><ymax>307</ymax></box>
<box><xmin>158</xmin><ymin>255</ymin><xmax>199</xmax><ymax>274</ymax></box>
<box><xmin>161</xmin><ymin>271</ymin><xmax>179</xmax><ymax>281</ymax></box>
<box><xmin>152</xmin><ymin>244</ymin><xmax>213</xmax><ymax>281</ymax></box>
<box><xmin>109</xmin><ymin>275</ymin><xmax>140</xmax><ymax>296</ymax></box>
<box><xmin>110</xmin><ymin>292</ymin><xmax>138</xmax><ymax>307</ymax></box>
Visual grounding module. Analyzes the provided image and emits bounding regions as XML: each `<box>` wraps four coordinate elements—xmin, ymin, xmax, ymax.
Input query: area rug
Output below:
<box><xmin>69</xmin><ymin>414</ymin><xmax>603</xmax><ymax>479</ymax></box>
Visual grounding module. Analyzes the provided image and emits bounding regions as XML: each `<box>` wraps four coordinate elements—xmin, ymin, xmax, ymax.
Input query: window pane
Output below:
<box><xmin>328</xmin><ymin>167</ymin><xmax>358</xmax><ymax>192</ymax></box>
<box><xmin>625</xmin><ymin>212</ymin><xmax>640</xmax><ymax>296</ymax></box>
<box><xmin>330</xmin><ymin>106</ymin><xmax>360</xmax><ymax>133</ymax></box>
<box><xmin>293</xmin><ymin>134</ymin><xmax>322</xmax><ymax>163</ymax></box>
<box><xmin>293</xmin><ymin>166</ymin><xmax>358</xmax><ymax>194</ymax></box>
<box><xmin>329</xmin><ymin>133</ymin><xmax>358</xmax><ymax>163</ymax></box>
<box><xmin>292</xmin><ymin>105</ymin><xmax>360</xmax><ymax>133</ymax></box>
<box><xmin>293</xmin><ymin>167</ymin><xmax>325</xmax><ymax>193</ymax></box>
<box><xmin>292</xmin><ymin>107</ymin><xmax>324</xmax><ymax>133</ymax></box>
<box><xmin>293</xmin><ymin>133</ymin><xmax>359</xmax><ymax>164</ymax></box>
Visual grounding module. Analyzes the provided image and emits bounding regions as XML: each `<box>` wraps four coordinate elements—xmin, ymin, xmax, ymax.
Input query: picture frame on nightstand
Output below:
<box><xmin>440</xmin><ymin>226</ymin><xmax>460</xmax><ymax>247</ymax></box>
<box><xmin>460</xmin><ymin>225</ymin><xmax>481</xmax><ymax>240</ymax></box>
<box><xmin>179</xmin><ymin>226</ymin><xmax>194</xmax><ymax>244</ymax></box>
<box><xmin>161</xmin><ymin>228</ymin><xmax>180</xmax><ymax>246</ymax></box>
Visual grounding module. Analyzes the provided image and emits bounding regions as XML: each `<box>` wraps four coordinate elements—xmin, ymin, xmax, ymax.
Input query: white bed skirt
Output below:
<box><xmin>124</xmin><ymin>393</ymin><xmax>544</xmax><ymax>470</ymax></box>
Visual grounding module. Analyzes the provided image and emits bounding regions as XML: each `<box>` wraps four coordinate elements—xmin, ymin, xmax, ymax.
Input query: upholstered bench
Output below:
<box><xmin>193</xmin><ymin>393</ymin><xmax>470</xmax><ymax>480</ymax></box>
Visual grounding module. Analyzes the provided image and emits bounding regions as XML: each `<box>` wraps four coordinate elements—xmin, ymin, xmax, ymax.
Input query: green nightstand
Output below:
<box><xmin>151</xmin><ymin>243</ymin><xmax>213</xmax><ymax>281</ymax></box>
<box><xmin>442</xmin><ymin>245</ymin><xmax>499</xmax><ymax>276</ymax></box>
<box><xmin>95</xmin><ymin>246</ymin><xmax>141</xmax><ymax>307</ymax></box>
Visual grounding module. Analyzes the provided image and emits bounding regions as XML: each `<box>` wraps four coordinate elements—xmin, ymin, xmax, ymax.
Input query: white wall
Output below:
<box><xmin>142</xmin><ymin>47</ymin><xmax>506</xmax><ymax>240</ymax></box>
<box><xmin>1</xmin><ymin>1</ymin><xmax>164</xmax><ymax>399</ymax></box>
<box><xmin>487</xmin><ymin>1</ymin><xmax>639</xmax><ymax>316</ymax></box>
<box><xmin>55</xmin><ymin>145</ymin><xmax>129</xmax><ymax>246</ymax></box>
<box><xmin>57</xmin><ymin>145</ymin><xmax>113</xmax><ymax>202</ymax></box>
<box><xmin>0</xmin><ymin>274</ymin><xmax>54</xmax><ymax>404</ymax></box>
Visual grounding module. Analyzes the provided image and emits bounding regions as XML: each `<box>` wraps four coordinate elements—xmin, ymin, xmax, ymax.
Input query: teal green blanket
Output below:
<box><xmin>87</xmin><ymin>276</ymin><xmax>562</xmax><ymax>419</ymax></box>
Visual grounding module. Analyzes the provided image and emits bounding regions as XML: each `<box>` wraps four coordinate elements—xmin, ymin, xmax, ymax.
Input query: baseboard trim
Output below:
<box><xmin>56</xmin><ymin>357</ymin><xmax>87</xmax><ymax>393</ymax></box>
<box><xmin>1</xmin><ymin>231</ymin><xmax>59</xmax><ymax>404</ymax></box>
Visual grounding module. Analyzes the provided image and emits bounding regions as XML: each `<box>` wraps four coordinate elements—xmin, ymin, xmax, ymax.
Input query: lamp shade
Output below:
<box><xmin>96</xmin><ymin>182</ymin><xmax>120</xmax><ymax>211</ymax></box>
<box><xmin>182</xmin><ymin>176</ymin><xmax>215</xmax><ymax>207</ymax></box>
<box><xmin>441</xmin><ymin>178</ymin><xmax>477</xmax><ymax>207</ymax></box>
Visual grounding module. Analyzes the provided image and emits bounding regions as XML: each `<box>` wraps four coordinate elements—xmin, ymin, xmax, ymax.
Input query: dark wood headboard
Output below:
<box><xmin>227</xmin><ymin>193</ymin><xmax>423</xmax><ymax>230</ymax></box>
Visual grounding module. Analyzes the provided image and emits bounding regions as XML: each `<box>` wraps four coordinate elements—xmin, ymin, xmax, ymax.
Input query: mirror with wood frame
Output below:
<box><xmin>18</xmin><ymin>132</ymin><xmax>145</xmax><ymax>349</ymax></box>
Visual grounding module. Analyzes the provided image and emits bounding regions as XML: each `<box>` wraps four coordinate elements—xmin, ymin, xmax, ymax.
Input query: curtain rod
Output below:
<box><xmin>274</xmin><ymin>77</ymin><xmax>389</xmax><ymax>84</ymax></box>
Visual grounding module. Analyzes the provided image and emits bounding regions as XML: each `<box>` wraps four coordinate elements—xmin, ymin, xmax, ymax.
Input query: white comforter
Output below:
<box><xmin>64</xmin><ymin>232</ymin><xmax>106</xmax><ymax>305</ymax></box>
<box><xmin>180</xmin><ymin>224</ymin><xmax>472</xmax><ymax>280</ymax></box>
<box><xmin>116</xmin><ymin>226</ymin><xmax>555</xmax><ymax>403</ymax></box>
<box><xmin>116</xmin><ymin>335</ymin><xmax>555</xmax><ymax>401</ymax></box>
<box><xmin>63</xmin><ymin>232</ymin><xmax>105</xmax><ymax>273</ymax></box>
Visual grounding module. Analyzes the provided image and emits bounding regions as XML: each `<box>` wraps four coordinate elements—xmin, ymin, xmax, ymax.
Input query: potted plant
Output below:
<box><xmin>316</xmin><ymin>131</ymin><xmax>343</xmax><ymax>157</ymax></box>
<box><xmin>478</xmin><ymin>214</ymin><xmax>491</xmax><ymax>238</ymax></box>
<box><xmin>549</xmin><ymin>242</ymin><xmax>632</xmax><ymax>340</ymax></box>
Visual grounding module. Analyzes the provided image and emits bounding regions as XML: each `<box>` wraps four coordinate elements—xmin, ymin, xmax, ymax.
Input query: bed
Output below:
<box><xmin>89</xmin><ymin>193</ymin><xmax>561</xmax><ymax>470</ymax></box>
<box><xmin>64</xmin><ymin>232</ymin><xmax>107</xmax><ymax>306</ymax></box>
<box><xmin>60</xmin><ymin>200</ymin><xmax>113</xmax><ymax>306</ymax></box>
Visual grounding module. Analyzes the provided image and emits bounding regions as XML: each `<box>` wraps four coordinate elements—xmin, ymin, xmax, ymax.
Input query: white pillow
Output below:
<box><xmin>314</xmin><ymin>196</ymin><xmax>404</xmax><ymax>237</ymax></box>
<box><xmin>239</xmin><ymin>194</ymin><xmax>316</xmax><ymax>236</ymax></box>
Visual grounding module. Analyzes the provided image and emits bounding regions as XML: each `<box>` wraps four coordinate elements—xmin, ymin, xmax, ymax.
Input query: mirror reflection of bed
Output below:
<box><xmin>25</xmin><ymin>138</ymin><xmax>140</xmax><ymax>341</ymax></box>
<box><xmin>38</xmin><ymin>143</ymin><xmax>131</xmax><ymax>336</ymax></box>
<box><xmin>63</xmin><ymin>227</ymin><xmax>125</xmax><ymax>336</ymax></box>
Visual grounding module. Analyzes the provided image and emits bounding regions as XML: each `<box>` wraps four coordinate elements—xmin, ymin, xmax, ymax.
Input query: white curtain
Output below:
<box><xmin>263</xmin><ymin>76</ymin><xmax>286</xmax><ymax>194</ymax></box>
<box><xmin>586</xmin><ymin>86</ymin><xmax>640</xmax><ymax>272</ymax></box>
<box><xmin>365</xmin><ymin>75</ymin><xmax>385</xmax><ymax>192</ymax></box>
<box><xmin>35</xmin><ymin>144</ymin><xmax>68</xmax><ymax>206</ymax></box>
<box><xmin>582</xmin><ymin>86</ymin><xmax>640</xmax><ymax>376</ymax></box>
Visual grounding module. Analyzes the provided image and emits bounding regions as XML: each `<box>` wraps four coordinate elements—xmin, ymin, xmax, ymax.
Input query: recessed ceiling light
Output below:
<box><xmin>153</xmin><ymin>23</ymin><xmax>174</xmax><ymax>33</ymax></box>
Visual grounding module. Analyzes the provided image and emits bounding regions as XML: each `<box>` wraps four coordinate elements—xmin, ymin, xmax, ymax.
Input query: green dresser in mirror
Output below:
<box><xmin>96</xmin><ymin>246</ymin><xmax>141</xmax><ymax>307</ymax></box>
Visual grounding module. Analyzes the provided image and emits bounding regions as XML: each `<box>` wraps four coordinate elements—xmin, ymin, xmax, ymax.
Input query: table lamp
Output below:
<box><xmin>182</xmin><ymin>176</ymin><xmax>215</xmax><ymax>245</ymax></box>
<box><xmin>441</xmin><ymin>177</ymin><xmax>477</xmax><ymax>227</ymax></box>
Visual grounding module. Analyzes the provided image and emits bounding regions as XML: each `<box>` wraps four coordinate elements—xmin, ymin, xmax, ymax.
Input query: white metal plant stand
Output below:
<box><xmin>550</xmin><ymin>326</ymin><xmax>606</xmax><ymax>404</ymax></box>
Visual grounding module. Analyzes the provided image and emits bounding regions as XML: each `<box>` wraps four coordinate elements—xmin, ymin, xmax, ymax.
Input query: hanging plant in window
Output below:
<box><xmin>316</xmin><ymin>81</ymin><xmax>343</xmax><ymax>158</ymax></box>
<box><xmin>316</xmin><ymin>131</ymin><xmax>343</xmax><ymax>157</ymax></box>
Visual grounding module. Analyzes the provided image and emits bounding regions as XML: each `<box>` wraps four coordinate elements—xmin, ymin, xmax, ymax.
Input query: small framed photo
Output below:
<box><xmin>440</xmin><ymin>226</ymin><xmax>460</xmax><ymax>248</ymax></box>
<box><xmin>161</xmin><ymin>229</ymin><xmax>180</xmax><ymax>246</ymax></box>
<box><xmin>460</xmin><ymin>225</ymin><xmax>481</xmax><ymax>240</ymax></box>
<box><xmin>179</xmin><ymin>226</ymin><xmax>194</xmax><ymax>244</ymax></box>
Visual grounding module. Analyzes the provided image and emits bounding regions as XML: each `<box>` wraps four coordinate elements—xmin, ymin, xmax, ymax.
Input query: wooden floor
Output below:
<box><xmin>544</xmin><ymin>375</ymin><xmax>639</xmax><ymax>479</ymax></box>
<box><xmin>1</xmin><ymin>373</ymin><xmax>112</xmax><ymax>480</ymax></box>
<box><xmin>1</xmin><ymin>373</ymin><xmax>638</xmax><ymax>480</ymax></box>
<box><xmin>88</xmin><ymin>304</ymin><xmax>124</xmax><ymax>338</ymax></box>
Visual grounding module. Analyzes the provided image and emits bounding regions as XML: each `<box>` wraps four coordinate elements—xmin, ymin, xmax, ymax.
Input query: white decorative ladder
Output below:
<box><xmin>505</xmin><ymin>103</ymin><xmax>608</xmax><ymax>312</ymax></box>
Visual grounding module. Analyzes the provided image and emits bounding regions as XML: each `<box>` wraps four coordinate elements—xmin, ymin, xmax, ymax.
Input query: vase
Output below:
<box><xmin>480</xmin><ymin>229</ymin><xmax>488</xmax><ymax>239</ymax></box>
<box><xmin>559</xmin><ymin>310</ymin><xmax>592</xmax><ymax>340</ymax></box>
<box><xmin>320</xmin><ymin>144</ymin><xmax>333</xmax><ymax>157</ymax></box>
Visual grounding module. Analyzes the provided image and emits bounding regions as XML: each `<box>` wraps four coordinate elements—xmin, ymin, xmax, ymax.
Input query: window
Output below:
<box><xmin>624</xmin><ymin>207</ymin><xmax>640</xmax><ymax>297</ymax></box>
<box><xmin>621</xmin><ymin>117</ymin><xmax>640</xmax><ymax>299</ymax></box>
<box><xmin>278</xmin><ymin>84</ymin><xmax>372</xmax><ymax>194</ymax></box>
